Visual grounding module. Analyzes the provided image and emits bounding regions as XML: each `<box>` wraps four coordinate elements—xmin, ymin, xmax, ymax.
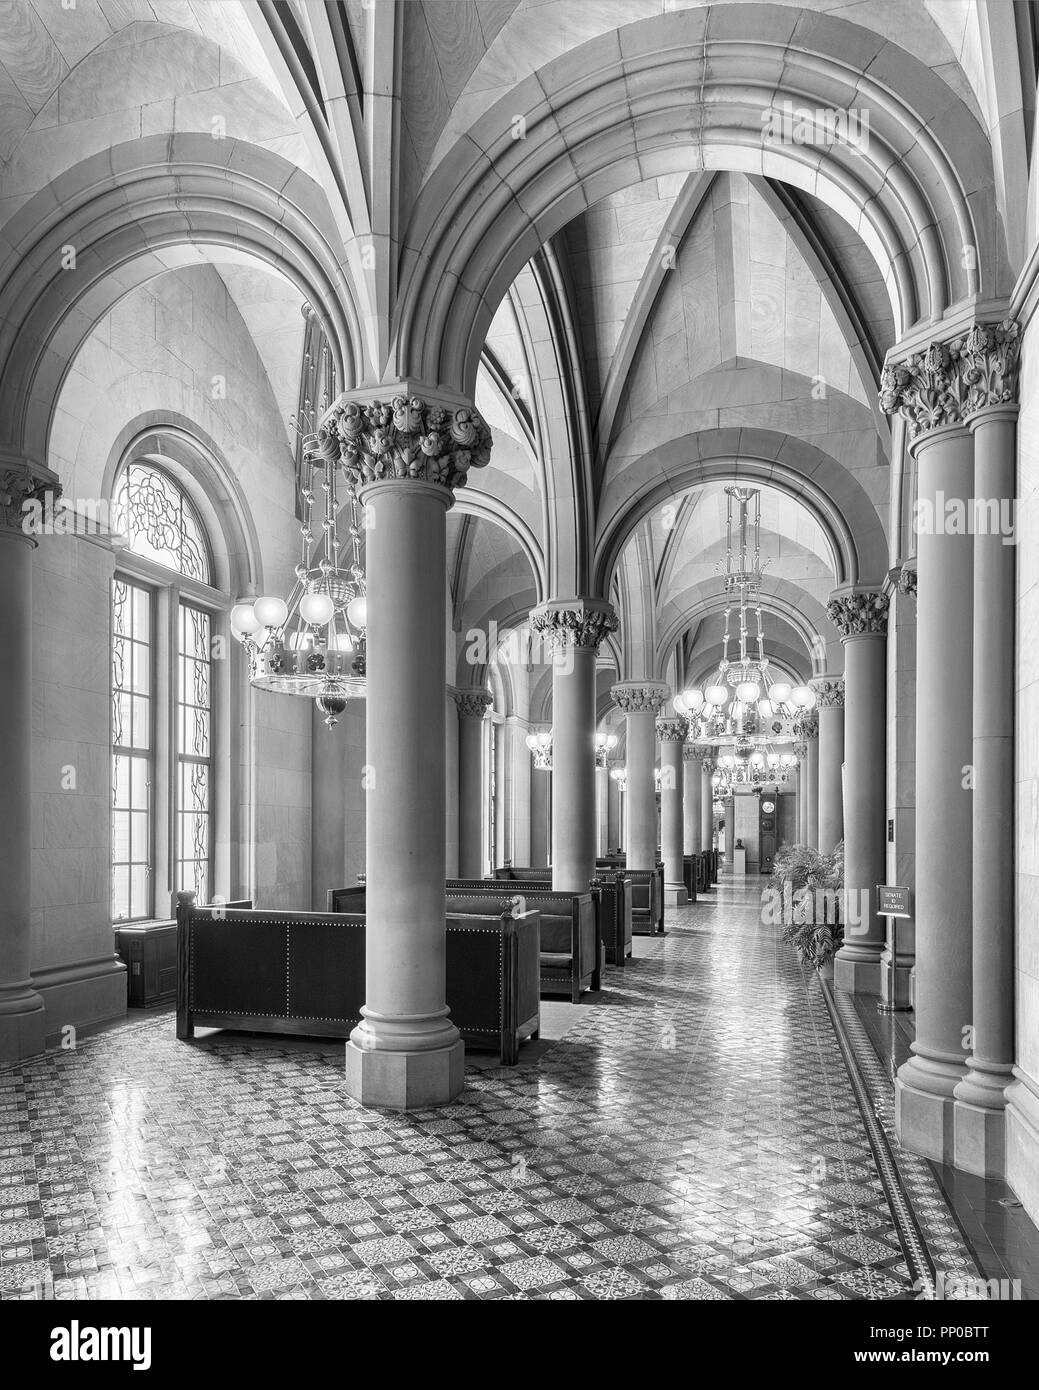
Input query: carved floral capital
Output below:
<box><xmin>0</xmin><ymin>464</ymin><xmax>59</xmax><ymax>537</ymax></box>
<box><xmin>878</xmin><ymin>318</ymin><xmax>1020</xmax><ymax>438</ymax></box>
<box><xmin>827</xmin><ymin>590</ymin><xmax>889</xmax><ymax>639</ymax></box>
<box><xmin>611</xmin><ymin>681</ymin><xmax>669</xmax><ymax>715</ymax></box>
<box><xmin>809</xmin><ymin>676</ymin><xmax>845</xmax><ymax>709</ymax></box>
<box><xmin>655</xmin><ymin>717</ymin><xmax>689</xmax><ymax>743</ymax></box>
<box><xmin>683</xmin><ymin>744</ymin><xmax>706</xmax><ymax>763</ymax></box>
<box><xmin>793</xmin><ymin>740</ymin><xmax>808</xmax><ymax>761</ymax></box>
<box><xmin>793</xmin><ymin>711</ymin><xmax>819</xmax><ymax>740</ymax></box>
<box><xmin>453</xmin><ymin>688</ymin><xmax>492</xmax><ymax>719</ymax></box>
<box><xmin>530</xmin><ymin>598</ymin><xmax>618</xmax><ymax>652</ymax></box>
<box><xmin>317</xmin><ymin>389</ymin><xmax>492</xmax><ymax>492</ymax></box>
<box><xmin>897</xmin><ymin>563</ymin><xmax>918</xmax><ymax>601</ymax></box>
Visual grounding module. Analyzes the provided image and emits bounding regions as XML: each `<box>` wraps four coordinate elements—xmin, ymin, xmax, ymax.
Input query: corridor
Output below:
<box><xmin>0</xmin><ymin>880</ymin><xmax>990</xmax><ymax>1301</ymax></box>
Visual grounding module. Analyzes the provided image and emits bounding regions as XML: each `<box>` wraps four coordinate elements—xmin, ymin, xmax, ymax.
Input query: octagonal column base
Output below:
<box><xmin>346</xmin><ymin>1036</ymin><xmax>465</xmax><ymax>1110</ymax></box>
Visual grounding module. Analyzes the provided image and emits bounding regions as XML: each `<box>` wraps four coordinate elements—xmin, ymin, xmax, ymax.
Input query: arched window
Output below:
<box><xmin>114</xmin><ymin>462</ymin><xmax>211</xmax><ymax>582</ymax></box>
<box><xmin>111</xmin><ymin>460</ymin><xmax>223</xmax><ymax>922</ymax></box>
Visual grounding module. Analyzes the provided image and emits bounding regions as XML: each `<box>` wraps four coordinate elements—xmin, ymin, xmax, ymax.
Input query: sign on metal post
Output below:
<box><xmin>877</xmin><ymin>885</ymin><xmax>911</xmax><ymax>918</ymax></box>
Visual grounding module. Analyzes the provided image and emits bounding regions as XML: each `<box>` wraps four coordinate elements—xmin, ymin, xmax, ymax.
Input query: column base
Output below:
<box><xmin>664</xmin><ymin>883</ymin><xmax>688</xmax><ymax>907</ymax></box>
<box><xmin>1006</xmin><ymin>1075</ymin><xmax>1039</xmax><ymax>1231</ymax></box>
<box><xmin>345</xmin><ymin>1037</ymin><xmax>465</xmax><ymax>1109</ymax></box>
<box><xmin>834</xmin><ymin>947</ymin><xmax>882</xmax><ymax>996</ymax></box>
<box><xmin>879</xmin><ymin>948</ymin><xmax>914</xmax><ymax>1011</ymax></box>
<box><xmin>0</xmin><ymin>984</ymin><xmax>47</xmax><ymax>1065</ymax></box>
<box><xmin>895</xmin><ymin>1052</ymin><xmax>964</xmax><ymax>1163</ymax></box>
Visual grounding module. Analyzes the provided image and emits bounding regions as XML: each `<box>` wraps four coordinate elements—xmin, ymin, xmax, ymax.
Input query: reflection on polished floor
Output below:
<box><xmin>0</xmin><ymin>880</ymin><xmax>1006</xmax><ymax>1300</ymax></box>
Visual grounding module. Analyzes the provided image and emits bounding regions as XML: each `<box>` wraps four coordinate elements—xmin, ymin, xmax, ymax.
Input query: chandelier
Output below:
<box><xmin>526</xmin><ymin>729</ymin><xmax>552</xmax><ymax>770</ymax></box>
<box><xmin>609</xmin><ymin>766</ymin><xmax>627</xmax><ymax>793</ymax></box>
<box><xmin>230</xmin><ymin>416</ymin><xmax>367</xmax><ymax>729</ymax></box>
<box><xmin>595</xmin><ymin>730</ymin><xmax>618</xmax><ymax>767</ymax></box>
<box><xmin>676</xmin><ymin>487</ymin><xmax>815</xmax><ymax>751</ymax></box>
<box><xmin>713</xmin><ymin>748</ymin><xmax>798</xmax><ymax>794</ymax></box>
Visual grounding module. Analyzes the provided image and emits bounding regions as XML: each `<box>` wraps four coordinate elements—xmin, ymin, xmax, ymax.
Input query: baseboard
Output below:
<box><xmin>33</xmin><ymin>955</ymin><xmax>127</xmax><ymax>1046</ymax></box>
<box><xmin>1006</xmin><ymin>1071</ymin><xmax>1039</xmax><ymax>1231</ymax></box>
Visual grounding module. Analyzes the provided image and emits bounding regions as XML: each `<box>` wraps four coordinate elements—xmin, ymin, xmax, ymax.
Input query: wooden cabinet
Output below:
<box><xmin>114</xmin><ymin>922</ymin><xmax>178</xmax><ymax>1007</ymax></box>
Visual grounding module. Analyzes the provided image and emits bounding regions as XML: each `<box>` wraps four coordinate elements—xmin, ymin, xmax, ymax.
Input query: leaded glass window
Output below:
<box><xmin>111</xmin><ymin>578</ymin><xmax>153</xmax><ymax>921</ymax></box>
<box><xmin>176</xmin><ymin>602</ymin><xmax>212</xmax><ymax>901</ymax></box>
<box><xmin>115</xmin><ymin>463</ymin><xmax>211</xmax><ymax>582</ymax></box>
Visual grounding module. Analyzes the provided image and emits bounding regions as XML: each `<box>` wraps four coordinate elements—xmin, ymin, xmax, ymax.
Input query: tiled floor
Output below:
<box><xmin>0</xmin><ymin>878</ymin><xmax>1006</xmax><ymax>1300</ymax></box>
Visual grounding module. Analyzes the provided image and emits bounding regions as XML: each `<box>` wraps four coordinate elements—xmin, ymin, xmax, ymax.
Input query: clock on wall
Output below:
<box><xmin>761</xmin><ymin>799</ymin><xmax>776</xmax><ymax>814</ymax></box>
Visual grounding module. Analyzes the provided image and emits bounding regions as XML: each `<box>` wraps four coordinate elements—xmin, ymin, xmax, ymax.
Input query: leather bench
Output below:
<box><xmin>596</xmin><ymin>858</ymin><xmax>665</xmax><ymax>934</ymax></box>
<box><xmin>480</xmin><ymin>869</ymin><xmax>632</xmax><ymax>969</ymax></box>
<box><xmin>177</xmin><ymin>892</ymin><xmax>540</xmax><ymax>1065</ymax></box>
<box><xmin>444</xmin><ymin>883</ymin><xmax>599</xmax><ymax>1002</ymax></box>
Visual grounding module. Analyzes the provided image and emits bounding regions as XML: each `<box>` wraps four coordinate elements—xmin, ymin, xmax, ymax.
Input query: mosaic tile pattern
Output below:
<box><xmin>0</xmin><ymin>880</ymin><xmax>981</xmax><ymax>1300</ymax></box>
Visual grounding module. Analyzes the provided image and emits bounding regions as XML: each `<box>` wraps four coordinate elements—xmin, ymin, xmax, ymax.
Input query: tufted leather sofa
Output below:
<box><xmin>177</xmin><ymin>892</ymin><xmax>540</xmax><ymax>1065</ymax></box>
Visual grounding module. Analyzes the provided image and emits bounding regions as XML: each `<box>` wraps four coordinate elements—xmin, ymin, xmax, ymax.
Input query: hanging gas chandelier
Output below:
<box><xmin>230</xmin><ymin>421</ymin><xmax>367</xmax><ymax>729</ymax></box>
<box><xmin>676</xmin><ymin>487</ymin><xmax>815</xmax><ymax>750</ymax></box>
<box><xmin>712</xmin><ymin>747</ymin><xmax>799</xmax><ymax>794</ymax></box>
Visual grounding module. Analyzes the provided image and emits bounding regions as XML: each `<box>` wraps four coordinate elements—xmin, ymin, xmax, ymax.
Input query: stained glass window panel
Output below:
<box><xmin>114</xmin><ymin>463</ymin><xmax>210</xmax><ymax>583</ymax></box>
<box><xmin>176</xmin><ymin>602</ymin><xmax>212</xmax><ymax>901</ymax></box>
<box><xmin>111</xmin><ymin>579</ymin><xmax>153</xmax><ymax>922</ymax></box>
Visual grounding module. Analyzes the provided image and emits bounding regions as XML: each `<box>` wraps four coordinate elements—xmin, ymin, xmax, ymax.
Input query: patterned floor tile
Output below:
<box><xmin>0</xmin><ymin>878</ymin><xmax>999</xmax><ymax>1302</ymax></box>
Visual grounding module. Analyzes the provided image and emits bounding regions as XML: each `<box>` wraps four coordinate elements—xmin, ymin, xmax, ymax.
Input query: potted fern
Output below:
<box><xmin>769</xmin><ymin>840</ymin><xmax>844</xmax><ymax>979</ymax></box>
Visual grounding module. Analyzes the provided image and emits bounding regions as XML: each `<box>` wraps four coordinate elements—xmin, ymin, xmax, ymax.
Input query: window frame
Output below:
<box><xmin>110</xmin><ymin>462</ymin><xmax>231</xmax><ymax>925</ymax></box>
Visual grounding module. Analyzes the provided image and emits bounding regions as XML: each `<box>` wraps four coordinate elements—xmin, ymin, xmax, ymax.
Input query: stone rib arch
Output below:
<box><xmin>391</xmin><ymin>8</ymin><xmax>1001</xmax><ymax>395</ymax></box>
<box><xmin>594</xmin><ymin>429</ymin><xmax>887</xmax><ymax>602</ymax></box>
<box><xmin>0</xmin><ymin>137</ymin><xmax>361</xmax><ymax>466</ymax></box>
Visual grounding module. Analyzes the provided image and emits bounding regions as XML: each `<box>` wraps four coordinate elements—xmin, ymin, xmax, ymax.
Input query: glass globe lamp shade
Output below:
<box><xmin>721</xmin><ymin>753</ymin><xmax>735</xmax><ymax>768</ymax></box>
<box><xmin>346</xmin><ymin>595</ymin><xmax>368</xmax><ymax>631</ymax></box>
<box><xmin>770</xmin><ymin>681</ymin><xmax>792</xmax><ymax>705</ymax></box>
<box><xmin>706</xmin><ymin>684</ymin><xmax>729</xmax><ymax>707</ymax></box>
<box><xmin>254</xmin><ymin>595</ymin><xmax>289</xmax><ymax>630</ymax></box>
<box><xmin>327</xmin><ymin>631</ymin><xmax>355</xmax><ymax>653</ymax></box>
<box><xmin>230</xmin><ymin>602</ymin><xmax>261</xmax><ymax>635</ymax></box>
<box><xmin>736</xmin><ymin>680</ymin><xmax>760</xmax><ymax>703</ymax></box>
<box><xmin>757</xmin><ymin>698</ymin><xmax>773</xmax><ymax>718</ymax></box>
<box><xmin>682</xmin><ymin>688</ymin><xmax>705</xmax><ymax>712</ymax></box>
<box><xmin>790</xmin><ymin>685</ymin><xmax>812</xmax><ymax>707</ymax></box>
<box><xmin>300</xmin><ymin>592</ymin><xmax>335</xmax><ymax>626</ymax></box>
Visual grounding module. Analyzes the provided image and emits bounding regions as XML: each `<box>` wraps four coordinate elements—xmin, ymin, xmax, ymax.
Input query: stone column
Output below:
<box><xmin>505</xmin><ymin>717</ymin><xmax>532</xmax><ymax>866</ymax></box>
<box><xmin>607</xmin><ymin>761</ymin><xmax>622</xmax><ymax>852</ymax></box>
<box><xmin>493</xmin><ymin>719</ymin><xmax>507</xmax><ymax>866</ymax></box>
<box><xmin>532</xmin><ymin>600</ymin><xmax>618</xmax><ymax>892</ymax></box>
<box><xmin>829</xmin><ymin>592</ymin><xmax>889</xmax><ymax>995</ymax></box>
<box><xmin>882</xmin><ymin>344</ymin><xmax>975</xmax><ymax>1161</ymax></box>
<box><xmin>657</xmin><ymin>717</ymin><xmax>688</xmax><ymax>906</ymax></box>
<box><xmin>701</xmin><ymin>758</ymin><xmax>714</xmax><ymax>857</ymax></box>
<box><xmin>793</xmin><ymin>742</ymin><xmax>808</xmax><ymax>844</ymax></box>
<box><xmin>612</xmin><ymin>682</ymin><xmax>668</xmax><ymax>870</ymax></box>
<box><xmin>684</xmin><ymin>746</ymin><xmax>703</xmax><ymax>855</ymax></box>
<box><xmin>0</xmin><ymin>464</ymin><xmax>56</xmax><ymax>1063</ymax></box>
<box><xmin>811</xmin><ymin>676</ymin><xmax>845</xmax><ymax>854</ymax></box>
<box><xmin>595</xmin><ymin>764</ymin><xmax>609</xmax><ymax>857</ymax></box>
<box><xmin>529</xmin><ymin>754</ymin><xmax>550</xmax><ymax>867</ymax></box>
<box><xmin>454</xmin><ymin>689</ymin><xmax>491</xmax><ymax>879</ymax></box>
<box><xmin>325</xmin><ymin>388</ymin><xmax>492</xmax><ymax>1109</ymax></box>
<box><xmin>724</xmin><ymin>793</ymin><xmax>735</xmax><ymax>865</ymax></box>
<box><xmin>954</xmin><ymin>322</ymin><xmax>1021</xmax><ymax>1176</ymax></box>
<box><xmin>798</xmin><ymin>713</ymin><xmax>819</xmax><ymax>848</ymax></box>
<box><xmin>883</xmin><ymin>563</ymin><xmax>917</xmax><ymax>1011</ymax></box>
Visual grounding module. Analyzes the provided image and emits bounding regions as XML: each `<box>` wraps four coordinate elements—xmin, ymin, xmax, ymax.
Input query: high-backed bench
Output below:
<box><xmin>178</xmin><ymin>892</ymin><xmax>540</xmax><ymax>1065</ymax></box>
<box><xmin>596</xmin><ymin>858</ymin><xmax>665</xmax><ymax>935</ymax></box>
<box><xmin>489</xmin><ymin>866</ymin><xmax>632</xmax><ymax>967</ymax></box>
<box><xmin>441</xmin><ymin>883</ymin><xmax>599</xmax><ymax>1002</ymax></box>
